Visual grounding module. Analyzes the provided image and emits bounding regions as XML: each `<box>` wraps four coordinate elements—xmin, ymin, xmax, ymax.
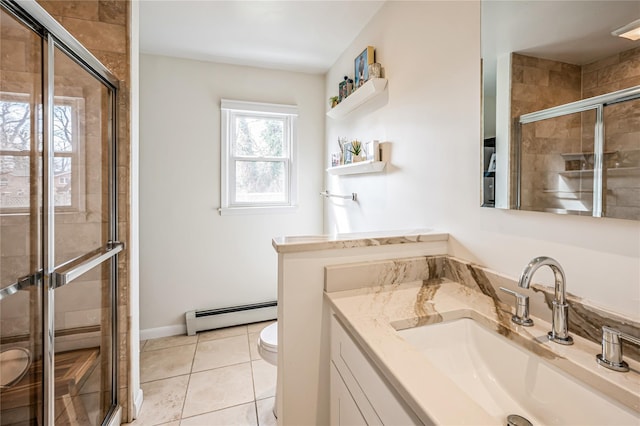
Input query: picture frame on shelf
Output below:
<box><xmin>338</xmin><ymin>80</ymin><xmax>347</xmax><ymax>102</ymax></box>
<box><xmin>487</xmin><ymin>153</ymin><xmax>496</xmax><ymax>172</ymax></box>
<box><xmin>355</xmin><ymin>46</ymin><xmax>375</xmax><ymax>88</ymax></box>
<box><xmin>331</xmin><ymin>152</ymin><xmax>341</xmax><ymax>167</ymax></box>
<box><xmin>343</xmin><ymin>141</ymin><xmax>354</xmax><ymax>164</ymax></box>
<box><xmin>364</xmin><ymin>140</ymin><xmax>380</xmax><ymax>161</ymax></box>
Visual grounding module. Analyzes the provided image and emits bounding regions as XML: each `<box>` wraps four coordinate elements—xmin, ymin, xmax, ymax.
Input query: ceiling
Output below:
<box><xmin>139</xmin><ymin>1</ymin><xmax>639</xmax><ymax>82</ymax></box>
<box><xmin>139</xmin><ymin>0</ymin><xmax>385</xmax><ymax>74</ymax></box>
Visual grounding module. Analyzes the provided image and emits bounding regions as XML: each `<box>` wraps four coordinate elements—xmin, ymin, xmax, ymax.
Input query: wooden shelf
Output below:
<box><xmin>559</xmin><ymin>166</ymin><xmax>639</xmax><ymax>177</ymax></box>
<box><xmin>327</xmin><ymin>160</ymin><xmax>386</xmax><ymax>176</ymax></box>
<box><xmin>560</xmin><ymin>151</ymin><xmax>616</xmax><ymax>160</ymax></box>
<box><xmin>327</xmin><ymin>78</ymin><xmax>387</xmax><ymax>120</ymax></box>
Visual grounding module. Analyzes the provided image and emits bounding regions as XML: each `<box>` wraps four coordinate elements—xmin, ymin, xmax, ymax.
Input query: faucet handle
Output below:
<box><xmin>499</xmin><ymin>287</ymin><xmax>534</xmax><ymax>327</ymax></box>
<box><xmin>596</xmin><ymin>326</ymin><xmax>640</xmax><ymax>372</ymax></box>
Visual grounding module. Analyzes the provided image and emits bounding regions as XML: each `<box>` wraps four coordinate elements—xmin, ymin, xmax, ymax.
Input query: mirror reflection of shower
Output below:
<box><xmin>481</xmin><ymin>0</ymin><xmax>640</xmax><ymax>220</ymax></box>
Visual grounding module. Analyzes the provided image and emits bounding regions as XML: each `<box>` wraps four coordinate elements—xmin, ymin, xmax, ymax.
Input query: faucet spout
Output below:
<box><xmin>517</xmin><ymin>256</ymin><xmax>573</xmax><ymax>345</ymax></box>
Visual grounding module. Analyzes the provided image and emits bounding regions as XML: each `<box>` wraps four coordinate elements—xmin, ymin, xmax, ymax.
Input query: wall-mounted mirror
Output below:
<box><xmin>481</xmin><ymin>1</ymin><xmax>640</xmax><ymax>220</ymax></box>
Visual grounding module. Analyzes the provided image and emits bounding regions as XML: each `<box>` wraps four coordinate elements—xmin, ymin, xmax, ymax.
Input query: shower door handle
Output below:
<box><xmin>52</xmin><ymin>241</ymin><xmax>124</xmax><ymax>289</ymax></box>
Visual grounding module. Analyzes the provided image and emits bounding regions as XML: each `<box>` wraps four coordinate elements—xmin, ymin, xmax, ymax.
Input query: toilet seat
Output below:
<box><xmin>259</xmin><ymin>322</ymin><xmax>278</xmax><ymax>352</ymax></box>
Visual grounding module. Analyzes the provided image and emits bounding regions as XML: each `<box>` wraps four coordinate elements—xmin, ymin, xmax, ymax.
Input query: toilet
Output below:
<box><xmin>257</xmin><ymin>322</ymin><xmax>278</xmax><ymax>417</ymax></box>
<box><xmin>258</xmin><ymin>322</ymin><xmax>277</xmax><ymax>366</ymax></box>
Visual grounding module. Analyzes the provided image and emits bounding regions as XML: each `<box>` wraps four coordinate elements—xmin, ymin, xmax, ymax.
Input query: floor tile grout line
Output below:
<box><xmin>139</xmin><ymin>372</ymin><xmax>191</xmax><ymax>386</ymax></box>
<box><xmin>248</xmin><ymin>332</ymin><xmax>260</xmax><ymax>426</ymax></box>
<box><xmin>177</xmin><ymin>336</ymin><xmax>200</xmax><ymax>422</ymax></box>
<box><xmin>178</xmin><ymin>400</ymin><xmax>258</xmax><ymax>423</ymax></box>
<box><xmin>141</xmin><ymin>341</ymin><xmax>198</xmax><ymax>354</ymax></box>
<box><xmin>248</xmin><ymin>333</ymin><xmax>258</xmax><ymax>395</ymax></box>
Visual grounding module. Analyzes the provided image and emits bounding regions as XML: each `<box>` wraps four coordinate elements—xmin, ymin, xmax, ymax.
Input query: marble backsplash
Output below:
<box><xmin>325</xmin><ymin>255</ymin><xmax>640</xmax><ymax>362</ymax></box>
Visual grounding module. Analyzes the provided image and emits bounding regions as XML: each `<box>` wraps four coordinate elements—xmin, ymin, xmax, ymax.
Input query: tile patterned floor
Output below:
<box><xmin>126</xmin><ymin>321</ymin><xmax>277</xmax><ymax>426</ymax></box>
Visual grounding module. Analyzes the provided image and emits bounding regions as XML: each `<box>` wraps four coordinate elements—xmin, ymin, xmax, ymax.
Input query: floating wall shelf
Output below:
<box><xmin>327</xmin><ymin>78</ymin><xmax>388</xmax><ymax>120</ymax></box>
<box><xmin>327</xmin><ymin>160</ymin><xmax>386</xmax><ymax>176</ymax></box>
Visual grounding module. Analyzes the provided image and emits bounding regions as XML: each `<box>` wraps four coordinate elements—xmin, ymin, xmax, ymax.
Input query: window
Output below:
<box><xmin>0</xmin><ymin>92</ymin><xmax>83</xmax><ymax>212</ymax></box>
<box><xmin>220</xmin><ymin>100</ymin><xmax>298</xmax><ymax>214</ymax></box>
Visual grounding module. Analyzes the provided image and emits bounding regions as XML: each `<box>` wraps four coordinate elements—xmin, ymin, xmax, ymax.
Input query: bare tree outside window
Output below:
<box><xmin>0</xmin><ymin>94</ymin><xmax>77</xmax><ymax>210</ymax></box>
<box><xmin>234</xmin><ymin>116</ymin><xmax>286</xmax><ymax>202</ymax></box>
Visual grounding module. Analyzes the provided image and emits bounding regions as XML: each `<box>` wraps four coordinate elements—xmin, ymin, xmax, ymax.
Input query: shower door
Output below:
<box><xmin>0</xmin><ymin>6</ymin><xmax>44</xmax><ymax>424</ymax></box>
<box><xmin>0</xmin><ymin>2</ymin><xmax>121</xmax><ymax>424</ymax></box>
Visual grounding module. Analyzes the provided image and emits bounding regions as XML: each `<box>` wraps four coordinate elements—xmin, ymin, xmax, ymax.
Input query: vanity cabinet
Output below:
<box><xmin>330</xmin><ymin>314</ymin><xmax>422</xmax><ymax>426</ymax></box>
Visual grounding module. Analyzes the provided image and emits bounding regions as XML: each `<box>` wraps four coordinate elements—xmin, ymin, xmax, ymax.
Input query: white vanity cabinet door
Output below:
<box><xmin>330</xmin><ymin>314</ymin><xmax>423</xmax><ymax>426</ymax></box>
<box><xmin>331</xmin><ymin>363</ymin><xmax>368</xmax><ymax>425</ymax></box>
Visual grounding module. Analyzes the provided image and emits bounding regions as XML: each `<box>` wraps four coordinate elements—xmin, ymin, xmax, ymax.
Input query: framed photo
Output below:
<box><xmin>487</xmin><ymin>153</ymin><xmax>496</xmax><ymax>172</ymax></box>
<box><xmin>338</xmin><ymin>80</ymin><xmax>347</xmax><ymax>102</ymax></box>
<box><xmin>331</xmin><ymin>152</ymin><xmax>341</xmax><ymax>167</ymax></box>
<box><xmin>342</xmin><ymin>141</ymin><xmax>353</xmax><ymax>164</ymax></box>
<box><xmin>364</xmin><ymin>140</ymin><xmax>380</xmax><ymax>161</ymax></box>
<box><xmin>354</xmin><ymin>46</ymin><xmax>375</xmax><ymax>88</ymax></box>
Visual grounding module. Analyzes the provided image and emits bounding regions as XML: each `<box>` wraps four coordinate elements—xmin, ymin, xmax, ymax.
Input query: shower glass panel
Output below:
<box><xmin>51</xmin><ymin>46</ymin><xmax>114</xmax><ymax>424</ymax></box>
<box><xmin>0</xmin><ymin>7</ymin><xmax>44</xmax><ymax>424</ymax></box>
<box><xmin>519</xmin><ymin>109</ymin><xmax>597</xmax><ymax>215</ymax></box>
<box><xmin>0</xmin><ymin>2</ymin><xmax>120</xmax><ymax>424</ymax></box>
<box><xmin>603</xmin><ymin>98</ymin><xmax>640</xmax><ymax>220</ymax></box>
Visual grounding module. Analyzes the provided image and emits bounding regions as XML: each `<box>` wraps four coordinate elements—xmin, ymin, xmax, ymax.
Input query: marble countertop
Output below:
<box><xmin>325</xmin><ymin>279</ymin><xmax>640</xmax><ymax>425</ymax></box>
<box><xmin>272</xmin><ymin>229</ymin><xmax>448</xmax><ymax>253</ymax></box>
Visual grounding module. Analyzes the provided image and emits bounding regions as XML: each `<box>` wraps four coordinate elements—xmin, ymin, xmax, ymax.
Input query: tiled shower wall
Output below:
<box><xmin>511</xmin><ymin>48</ymin><xmax>640</xmax><ymax>218</ymax></box>
<box><xmin>510</xmin><ymin>53</ymin><xmax>582</xmax><ymax>212</ymax></box>
<box><xmin>36</xmin><ymin>0</ymin><xmax>132</xmax><ymax>420</ymax></box>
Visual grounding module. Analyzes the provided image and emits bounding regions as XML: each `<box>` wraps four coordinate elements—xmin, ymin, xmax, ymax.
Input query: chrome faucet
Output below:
<box><xmin>517</xmin><ymin>256</ymin><xmax>573</xmax><ymax>345</ymax></box>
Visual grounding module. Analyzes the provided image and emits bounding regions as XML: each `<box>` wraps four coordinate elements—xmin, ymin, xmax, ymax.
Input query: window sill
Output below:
<box><xmin>218</xmin><ymin>205</ymin><xmax>299</xmax><ymax>216</ymax></box>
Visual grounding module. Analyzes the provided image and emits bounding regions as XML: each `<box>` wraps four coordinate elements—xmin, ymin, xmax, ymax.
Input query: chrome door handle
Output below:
<box><xmin>52</xmin><ymin>241</ymin><xmax>123</xmax><ymax>289</ymax></box>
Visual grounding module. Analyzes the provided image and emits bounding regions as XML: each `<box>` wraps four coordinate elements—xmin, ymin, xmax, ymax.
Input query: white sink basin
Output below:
<box><xmin>398</xmin><ymin>318</ymin><xmax>639</xmax><ymax>425</ymax></box>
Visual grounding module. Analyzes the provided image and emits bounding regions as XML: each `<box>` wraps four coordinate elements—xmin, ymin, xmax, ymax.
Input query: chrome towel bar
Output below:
<box><xmin>320</xmin><ymin>190</ymin><xmax>357</xmax><ymax>201</ymax></box>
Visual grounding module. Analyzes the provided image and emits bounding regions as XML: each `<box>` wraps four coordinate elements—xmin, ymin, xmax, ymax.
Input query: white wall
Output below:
<box><xmin>139</xmin><ymin>55</ymin><xmax>324</xmax><ymax>335</ymax></box>
<box><xmin>325</xmin><ymin>1</ymin><xmax>640</xmax><ymax>318</ymax></box>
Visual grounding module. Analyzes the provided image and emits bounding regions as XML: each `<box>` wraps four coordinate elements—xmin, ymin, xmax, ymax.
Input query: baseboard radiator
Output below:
<box><xmin>185</xmin><ymin>301</ymin><xmax>277</xmax><ymax>336</ymax></box>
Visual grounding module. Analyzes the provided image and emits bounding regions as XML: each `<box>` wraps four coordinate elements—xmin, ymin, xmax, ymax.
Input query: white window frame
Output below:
<box><xmin>220</xmin><ymin>99</ymin><xmax>298</xmax><ymax>215</ymax></box>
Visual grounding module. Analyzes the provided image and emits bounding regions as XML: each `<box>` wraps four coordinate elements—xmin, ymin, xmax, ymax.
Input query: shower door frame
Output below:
<box><xmin>1</xmin><ymin>1</ymin><xmax>122</xmax><ymax>424</ymax></box>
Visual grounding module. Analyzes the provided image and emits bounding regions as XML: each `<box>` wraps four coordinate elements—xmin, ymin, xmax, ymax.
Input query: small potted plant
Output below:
<box><xmin>329</xmin><ymin>96</ymin><xmax>339</xmax><ymax>108</ymax></box>
<box><xmin>349</xmin><ymin>140</ymin><xmax>363</xmax><ymax>162</ymax></box>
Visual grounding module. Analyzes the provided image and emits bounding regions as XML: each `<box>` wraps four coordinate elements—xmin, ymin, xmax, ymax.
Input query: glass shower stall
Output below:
<box><xmin>0</xmin><ymin>1</ymin><xmax>122</xmax><ymax>424</ymax></box>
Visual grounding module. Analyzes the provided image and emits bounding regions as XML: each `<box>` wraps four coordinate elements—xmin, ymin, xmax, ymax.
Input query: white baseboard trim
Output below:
<box><xmin>140</xmin><ymin>324</ymin><xmax>186</xmax><ymax>341</ymax></box>
<box><xmin>133</xmin><ymin>388</ymin><xmax>144</xmax><ymax>418</ymax></box>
